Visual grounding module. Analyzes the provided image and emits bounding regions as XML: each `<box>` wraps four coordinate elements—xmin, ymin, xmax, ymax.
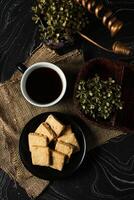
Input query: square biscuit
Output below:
<box><xmin>58</xmin><ymin>126</ymin><xmax>80</xmax><ymax>152</ymax></box>
<box><xmin>50</xmin><ymin>150</ymin><xmax>66</xmax><ymax>171</ymax></box>
<box><xmin>35</xmin><ymin>123</ymin><xmax>56</xmax><ymax>142</ymax></box>
<box><xmin>45</xmin><ymin>114</ymin><xmax>65</xmax><ymax>137</ymax></box>
<box><xmin>55</xmin><ymin>141</ymin><xmax>74</xmax><ymax>159</ymax></box>
<box><xmin>31</xmin><ymin>146</ymin><xmax>50</xmax><ymax>166</ymax></box>
<box><xmin>28</xmin><ymin>133</ymin><xmax>48</xmax><ymax>152</ymax></box>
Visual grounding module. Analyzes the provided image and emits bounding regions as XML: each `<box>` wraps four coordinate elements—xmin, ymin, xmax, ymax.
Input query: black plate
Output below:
<box><xmin>19</xmin><ymin>112</ymin><xmax>86</xmax><ymax>180</ymax></box>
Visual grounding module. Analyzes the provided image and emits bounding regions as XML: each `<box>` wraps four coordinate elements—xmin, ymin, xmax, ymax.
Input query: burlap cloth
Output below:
<box><xmin>0</xmin><ymin>45</ymin><xmax>127</xmax><ymax>198</ymax></box>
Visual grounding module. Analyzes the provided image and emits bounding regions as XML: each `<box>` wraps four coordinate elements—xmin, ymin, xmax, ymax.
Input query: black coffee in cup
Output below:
<box><xmin>26</xmin><ymin>68</ymin><xmax>62</xmax><ymax>104</ymax></box>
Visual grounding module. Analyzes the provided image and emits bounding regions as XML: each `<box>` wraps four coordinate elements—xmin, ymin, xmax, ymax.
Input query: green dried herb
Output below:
<box><xmin>76</xmin><ymin>74</ymin><xmax>123</xmax><ymax>120</ymax></box>
<box><xmin>32</xmin><ymin>0</ymin><xmax>89</xmax><ymax>43</ymax></box>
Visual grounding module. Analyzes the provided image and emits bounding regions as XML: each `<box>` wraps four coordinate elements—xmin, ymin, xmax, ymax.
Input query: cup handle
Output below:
<box><xmin>17</xmin><ymin>63</ymin><xmax>27</xmax><ymax>73</ymax></box>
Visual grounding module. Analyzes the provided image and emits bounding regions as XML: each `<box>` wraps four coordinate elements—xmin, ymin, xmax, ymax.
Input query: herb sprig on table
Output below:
<box><xmin>76</xmin><ymin>74</ymin><xmax>123</xmax><ymax>120</ymax></box>
<box><xmin>32</xmin><ymin>0</ymin><xmax>89</xmax><ymax>44</ymax></box>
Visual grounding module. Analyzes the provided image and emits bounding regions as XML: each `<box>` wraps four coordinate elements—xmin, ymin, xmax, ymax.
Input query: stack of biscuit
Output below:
<box><xmin>28</xmin><ymin>114</ymin><xmax>80</xmax><ymax>171</ymax></box>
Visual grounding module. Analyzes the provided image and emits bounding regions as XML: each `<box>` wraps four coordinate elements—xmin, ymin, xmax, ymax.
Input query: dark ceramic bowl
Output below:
<box><xmin>74</xmin><ymin>57</ymin><xmax>134</xmax><ymax>133</ymax></box>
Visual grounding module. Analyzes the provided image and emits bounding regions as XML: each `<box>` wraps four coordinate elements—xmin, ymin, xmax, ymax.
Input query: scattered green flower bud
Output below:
<box><xmin>76</xmin><ymin>74</ymin><xmax>123</xmax><ymax>120</ymax></box>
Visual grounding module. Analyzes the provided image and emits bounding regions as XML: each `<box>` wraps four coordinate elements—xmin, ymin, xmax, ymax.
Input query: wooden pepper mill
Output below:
<box><xmin>76</xmin><ymin>0</ymin><xmax>133</xmax><ymax>56</ymax></box>
<box><xmin>75</xmin><ymin>0</ymin><xmax>123</xmax><ymax>36</ymax></box>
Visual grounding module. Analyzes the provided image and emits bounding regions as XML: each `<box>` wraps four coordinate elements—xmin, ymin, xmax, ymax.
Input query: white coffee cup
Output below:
<box><xmin>17</xmin><ymin>62</ymin><xmax>67</xmax><ymax>107</ymax></box>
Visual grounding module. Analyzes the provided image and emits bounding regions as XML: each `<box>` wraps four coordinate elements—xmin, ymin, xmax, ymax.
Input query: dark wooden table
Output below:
<box><xmin>1</xmin><ymin>1</ymin><xmax>134</xmax><ymax>200</ymax></box>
